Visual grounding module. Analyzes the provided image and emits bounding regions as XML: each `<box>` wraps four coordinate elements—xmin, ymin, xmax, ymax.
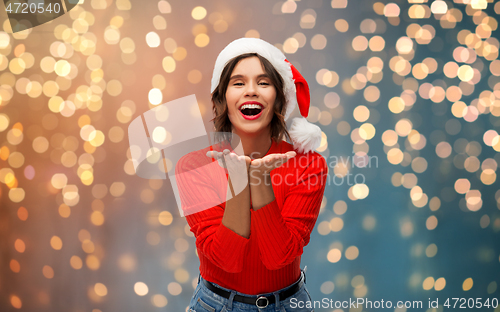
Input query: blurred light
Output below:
<box><xmin>300</xmin><ymin>9</ymin><xmax>316</xmax><ymax>29</ymax></box>
<box><xmin>384</xmin><ymin>3</ymin><xmax>400</xmax><ymax>17</ymax></box>
<box><xmin>331</xmin><ymin>0</ymin><xmax>347</xmax><ymax>9</ymax></box>
<box><xmin>345</xmin><ymin>246</ymin><xmax>359</xmax><ymax>260</ymax></box>
<box><xmin>158</xmin><ymin>1</ymin><xmax>171</xmax><ymax>14</ymax></box>
<box><xmin>153</xmin><ymin>16</ymin><xmax>167</xmax><ymax>30</ymax></box>
<box><xmin>94</xmin><ymin>283</ymin><xmax>108</xmax><ymax>296</ymax></box>
<box><xmin>157</xmin><ymin>211</ymin><xmax>173</xmax><ymax>226</ymax></box>
<box><xmin>152</xmin><ymin>294</ymin><xmax>168</xmax><ymax>308</ymax></box>
<box><xmin>396</xmin><ymin>36</ymin><xmax>413</xmax><ymax>54</ymax></box>
<box><xmin>426</xmin><ymin>244</ymin><xmax>438</xmax><ymax>257</ymax></box>
<box><xmin>10</xmin><ymin>295</ymin><xmax>22</xmax><ymax>309</ymax></box>
<box><xmin>423</xmin><ymin>277</ymin><xmax>435</xmax><ymax>290</ymax></box>
<box><xmin>70</xmin><ymin>256</ymin><xmax>83</xmax><ymax>270</ymax></box>
<box><xmin>187</xmin><ymin>70</ymin><xmax>202</xmax><ymax>84</ymax></box>
<box><xmin>431</xmin><ymin>1</ymin><xmax>447</xmax><ymax>14</ymax></box>
<box><xmin>327</xmin><ymin>248</ymin><xmax>342</xmax><ymax>263</ymax></box>
<box><xmin>192</xmin><ymin>6</ymin><xmax>207</xmax><ymax>20</ymax></box>
<box><xmin>195</xmin><ymin>34</ymin><xmax>210</xmax><ymax>47</ymax></box>
<box><xmin>282</xmin><ymin>0</ymin><xmax>297</xmax><ymax>13</ymax></box>
<box><xmin>335</xmin><ymin>19</ymin><xmax>349</xmax><ymax>32</ymax></box>
<box><xmin>352</xmin><ymin>36</ymin><xmax>368</xmax><ymax>51</ymax></box>
<box><xmin>149</xmin><ymin>88</ymin><xmax>163</xmax><ymax>105</ymax></box>
<box><xmin>311</xmin><ymin>34</ymin><xmax>327</xmax><ymax>50</ymax></box>
<box><xmin>42</xmin><ymin>265</ymin><xmax>54</xmax><ymax>279</ymax></box>
<box><xmin>146</xmin><ymin>32</ymin><xmax>160</xmax><ymax>48</ymax></box>
<box><xmin>162</xmin><ymin>56</ymin><xmax>176</xmax><ymax>73</ymax></box>
<box><xmin>463</xmin><ymin>278</ymin><xmax>473</xmax><ymax>291</ymax></box>
<box><xmin>283</xmin><ymin>38</ymin><xmax>299</xmax><ymax>54</ymax></box>
<box><xmin>167</xmin><ymin>282</ymin><xmax>182</xmax><ymax>296</ymax></box>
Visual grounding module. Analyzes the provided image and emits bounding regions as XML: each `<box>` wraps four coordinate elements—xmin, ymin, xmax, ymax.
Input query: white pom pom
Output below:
<box><xmin>289</xmin><ymin>117</ymin><xmax>322</xmax><ymax>154</ymax></box>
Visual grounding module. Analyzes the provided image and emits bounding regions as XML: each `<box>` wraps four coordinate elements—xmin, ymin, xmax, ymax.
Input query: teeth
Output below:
<box><xmin>240</xmin><ymin>104</ymin><xmax>262</xmax><ymax>110</ymax></box>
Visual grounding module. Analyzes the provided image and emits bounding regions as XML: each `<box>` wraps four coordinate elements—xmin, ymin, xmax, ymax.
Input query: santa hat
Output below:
<box><xmin>210</xmin><ymin>37</ymin><xmax>322</xmax><ymax>154</ymax></box>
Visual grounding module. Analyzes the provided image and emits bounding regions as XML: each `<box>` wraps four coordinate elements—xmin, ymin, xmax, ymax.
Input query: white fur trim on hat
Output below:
<box><xmin>289</xmin><ymin>117</ymin><xmax>322</xmax><ymax>154</ymax></box>
<box><xmin>211</xmin><ymin>38</ymin><xmax>296</xmax><ymax>121</ymax></box>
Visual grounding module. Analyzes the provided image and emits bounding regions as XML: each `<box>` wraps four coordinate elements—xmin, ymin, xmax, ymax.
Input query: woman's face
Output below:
<box><xmin>225</xmin><ymin>56</ymin><xmax>276</xmax><ymax>138</ymax></box>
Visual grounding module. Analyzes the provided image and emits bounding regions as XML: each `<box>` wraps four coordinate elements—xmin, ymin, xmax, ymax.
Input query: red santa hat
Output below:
<box><xmin>210</xmin><ymin>37</ymin><xmax>323</xmax><ymax>154</ymax></box>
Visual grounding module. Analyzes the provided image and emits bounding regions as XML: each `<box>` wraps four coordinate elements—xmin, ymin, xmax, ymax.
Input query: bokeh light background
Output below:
<box><xmin>1</xmin><ymin>0</ymin><xmax>500</xmax><ymax>311</ymax></box>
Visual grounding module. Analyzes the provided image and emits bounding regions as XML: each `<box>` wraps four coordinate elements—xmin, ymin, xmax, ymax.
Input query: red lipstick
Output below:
<box><xmin>239</xmin><ymin>101</ymin><xmax>264</xmax><ymax>120</ymax></box>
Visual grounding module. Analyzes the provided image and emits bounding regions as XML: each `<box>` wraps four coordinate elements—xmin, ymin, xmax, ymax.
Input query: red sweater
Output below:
<box><xmin>175</xmin><ymin>139</ymin><xmax>327</xmax><ymax>294</ymax></box>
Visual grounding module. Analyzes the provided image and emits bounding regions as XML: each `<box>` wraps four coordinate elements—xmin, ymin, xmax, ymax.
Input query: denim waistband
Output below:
<box><xmin>197</xmin><ymin>266</ymin><xmax>307</xmax><ymax>311</ymax></box>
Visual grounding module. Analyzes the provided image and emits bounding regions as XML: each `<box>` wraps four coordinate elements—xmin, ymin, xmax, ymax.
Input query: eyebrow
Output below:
<box><xmin>229</xmin><ymin>74</ymin><xmax>270</xmax><ymax>81</ymax></box>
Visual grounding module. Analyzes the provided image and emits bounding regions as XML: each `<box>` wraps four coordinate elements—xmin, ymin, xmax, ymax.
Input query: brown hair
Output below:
<box><xmin>210</xmin><ymin>53</ymin><xmax>291</xmax><ymax>144</ymax></box>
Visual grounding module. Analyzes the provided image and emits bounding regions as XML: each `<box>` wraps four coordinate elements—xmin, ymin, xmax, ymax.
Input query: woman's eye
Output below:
<box><xmin>233</xmin><ymin>82</ymin><xmax>243</xmax><ymax>86</ymax></box>
<box><xmin>259</xmin><ymin>82</ymin><xmax>270</xmax><ymax>85</ymax></box>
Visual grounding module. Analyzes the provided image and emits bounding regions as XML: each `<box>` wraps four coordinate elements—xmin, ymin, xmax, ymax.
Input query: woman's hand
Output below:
<box><xmin>249</xmin><ymin>151</ymin><xmax>296</xmax><ymax>178</ymax></box>
<box><xmin>206</xmin><ymin>149</ymin><xmax>252</xmax><ymax>196</ymax></box>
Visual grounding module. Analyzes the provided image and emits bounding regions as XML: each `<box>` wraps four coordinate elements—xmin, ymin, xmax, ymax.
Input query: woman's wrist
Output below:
<box><xmin>249</xmin><ymin>170</ymin><xmax>275</xmax><ymax>210</ymax></box>
<box><xmin>249</xmin><ymin>166</ymin><xmax>268</xmax><ymax>187</ymax></box>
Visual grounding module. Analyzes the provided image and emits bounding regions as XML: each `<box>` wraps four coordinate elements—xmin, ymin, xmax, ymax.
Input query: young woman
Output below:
<box><xmin>177</xmin><ymin>38</ymin><xmax>327</xmax><ymax>312</ymax></box>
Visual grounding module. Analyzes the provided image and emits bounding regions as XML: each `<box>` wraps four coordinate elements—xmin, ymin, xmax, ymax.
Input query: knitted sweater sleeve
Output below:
<box><xmin>251</xmin><ymin>154</ymin><xmax>327</xmax><ymax>270</ymax></box>
<box><xmin>176</xmin><ymin>153</ymin><xmax>250</xmax><ymax>273</ymax></box>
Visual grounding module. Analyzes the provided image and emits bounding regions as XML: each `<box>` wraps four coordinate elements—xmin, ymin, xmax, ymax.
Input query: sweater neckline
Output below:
<box><xmin>271</xmin><ymin>138</ymin><xmax>286</xmax><ymax>154</ymax></box>
<box><xmin>264</xmin><ymin>138</ymin><xmax>280</xmax><ymax>157</ymax></box>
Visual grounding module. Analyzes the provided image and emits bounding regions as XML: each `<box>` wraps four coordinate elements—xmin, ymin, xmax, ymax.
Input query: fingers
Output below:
<box><xmin>208</xmin><ymin>150</ymin><xmax>295</xmax><ymax>162</ymax></box>
<box><xmin>208</xmin><ymin>149</ymin><xmax>296</xmax><ymax>174</ymax></box>
<box><xmin>267</xmin><ymin>152</ymin><xmax>295</xmax><ymax>164</ymax></box>
<box><xmin>206</xmin><ymin>150</ymin><xmax>231</xmax><ymax>161</ymax></box>
<box><xmin>222</xmin><ymin>149</ymin><xmax>237</xmax><ymax>164</ymax></box>
<box><xmin>207</xmin><ymin>149</ymin><xmax>250</xmax><ymax>173</ymax></box>
<box><xmin>206</xmin><ymin>150</ymin><xmax>238</xmax><ymax>159</ymax></box>
<box><xmin>206</xmin><ymin>150</ymin><xmax>226</xmax><ymax>169</ymax></box>
<box><xmin>206</xmin><ymin>151</ymin><xmax>223</xmax><ymax>159</ymax></box>
<box><xmin>251</xmin><ymin>151</ymin><xmax>297</xmax><ymax>172</ymax></box>
<box><xmin>272</xmin><ymin>155</ymin><xmax>288</xmax><ymax>168</ymax></box>
<box><xmin>278</xmin><ymin>151</ymin><xmax>296</xmax><ymax>165</ymax></box>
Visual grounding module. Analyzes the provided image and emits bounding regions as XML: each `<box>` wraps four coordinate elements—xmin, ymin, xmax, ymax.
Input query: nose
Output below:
<box><xmin>244</xmin><ymin>81</ymin><xmax>258</xmax><ymax>97</ymax></box>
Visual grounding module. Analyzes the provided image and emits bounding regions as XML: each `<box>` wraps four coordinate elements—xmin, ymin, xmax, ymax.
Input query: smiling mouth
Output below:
<box><xmin>240</xmin><ymin>107</ymin><xmax>263</xmax><ymax>116</ymax></box>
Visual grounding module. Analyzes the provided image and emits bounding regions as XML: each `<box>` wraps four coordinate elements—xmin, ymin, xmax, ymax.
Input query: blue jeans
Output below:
<box><xmin>188</xmin><ymin>268</ymin><xmax>314</xmax><ymax>312</ymax></box>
